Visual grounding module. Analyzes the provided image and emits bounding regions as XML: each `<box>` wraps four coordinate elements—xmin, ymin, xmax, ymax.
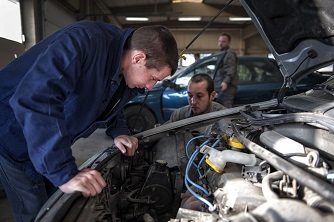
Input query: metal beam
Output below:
<box><xmin>20</xmin><ymin>0</ymin><xmax>44</xmax><ymax>49</ymax></box>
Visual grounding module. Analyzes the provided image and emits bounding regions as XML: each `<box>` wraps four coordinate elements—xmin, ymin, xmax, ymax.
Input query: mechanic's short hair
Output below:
<box><xmin>190</xmin><ymin>74</ymin><xmax>215</xmax><ymax>95</ymax></box>
<box><xmin>127</xmin><ymin>25</ymin><xmax>179</xmax><ymax>76</ymax></box>
<box><xmin>220</xmin><ymin>32</ymin><xmax>231</xmax><ymax>42</ymax></box>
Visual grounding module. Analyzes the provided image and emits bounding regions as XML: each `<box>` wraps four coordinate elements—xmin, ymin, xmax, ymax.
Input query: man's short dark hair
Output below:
<box><xmin>128</xmin><ymin>25</ymin><xmax>179</xmax><ymax>76</ymax></box>
<box><xmin>220</xmin><ymin>32</ymin><xmax>231</xmax><ymax>41</ymax></box>
<box><xmin>190</xmin><ymin>74</ymin><xmax>215</xmax><ymax>95</ymax></box>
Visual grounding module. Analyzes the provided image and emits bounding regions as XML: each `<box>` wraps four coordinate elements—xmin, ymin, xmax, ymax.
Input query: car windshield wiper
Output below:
<box><xmin>239</xmin><ymin>110</ymin><xmax>334</xmax><ymax>133</ymax></box>
<box><xmin>313</xmin><ymin>84</ymin><xmax>334</xmax><ymax>96</ymax></box>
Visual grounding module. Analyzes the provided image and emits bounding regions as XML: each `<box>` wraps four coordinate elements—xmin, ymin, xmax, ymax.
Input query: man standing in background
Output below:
<box><xmin>214</xmin><ymin>33</ymin><xmax>238</xmax><ymax>108</ymax></box>
<box><xmin>194</xmin><ymin>53</ymin><xmax>201</xmax><ymax>61</ymax></box>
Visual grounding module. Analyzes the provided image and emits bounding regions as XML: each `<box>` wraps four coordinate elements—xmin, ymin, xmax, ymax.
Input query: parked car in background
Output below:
<box><xmin>124</xmin><ymin>53</ymin><xmax>330</xmax><ymax>133</ymax></box>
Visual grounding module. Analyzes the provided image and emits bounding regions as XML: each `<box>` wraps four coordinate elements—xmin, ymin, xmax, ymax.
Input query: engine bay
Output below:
<box><xmin>43</xmin><ymin>100</ymin><xmax>334</xmax><ymax>222</ymax></box>
<box><xmin>34</xmin><ymin>78</ymin><xmax>334</xmax><ymax>222</ymax></box>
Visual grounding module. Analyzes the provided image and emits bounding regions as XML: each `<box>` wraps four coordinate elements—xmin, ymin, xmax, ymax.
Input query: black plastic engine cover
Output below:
<box><xmin>139</xmin><ymin>160</ymin><xmax>174</xmax><ymax>214</ymax></box>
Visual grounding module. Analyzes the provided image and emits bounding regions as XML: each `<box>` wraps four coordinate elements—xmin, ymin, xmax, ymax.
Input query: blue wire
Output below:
<box><xmin>211</xmin><ymin>137</ymin><xmax>221</xmax><ymax>148</ymax></box>
<box><xmin>186</xmin><ymin>138</ymin><xmax>210</xmax><ymax>190</ymax></box>
<box><xmin>185</xmin><ymin>149</ymin><xmax>209</xmax><ymax>195</ymax></box>
<box><xmin>194</xmin><ymin>139</ymin><xmax>210</xmax><ymax>177</ymax></box>
<box><xmin>185</xmin><ymin>150</ymin><xmax>205</xmax><ymax>193</ymax></box>
<box><xmin>184</xmin><ymin>167</ymin><xmax>216</xmax><ymax>211</ymax></box>
<box><xmin>199</xmin><ymin>139</ymin><xmax>210</xmax><ymax>148</ymax></box>
<box><xmin>197</xmin><ymin>153</ymin><xmax>208</xmax><ymax>178</ymax></box>
<box><xmin>184</xmin><ymin>136</ymin><xmax>217</xmax><ymax>211</ymax></box>
<box><xmin>185</xmin><ymin>135</ymin><xmax>205</xmax><ymax>159</ymax></box>
<box><xmin>191</xmin><ymin>139</ymin><xmax>210</xmax><ymax>168</ymax></box>
<box><xmin>197</xmin><ymin>137</ymin><xmax>220</xmax><ymax>176</ymax></box>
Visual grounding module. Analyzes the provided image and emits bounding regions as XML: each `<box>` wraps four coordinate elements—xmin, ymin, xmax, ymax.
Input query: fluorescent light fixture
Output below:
<box><xmin>178</xmin><ymin>17</ymin><xmax>201</xmax><ymax>21</ymax></box>
<box><xmin>125</xmin><ymin>17</ymin><xmax>149</xmax><ymax>21</ymax></box>
<box><xmin>173</xmin><ymin>0</ymin><xmax>202</xmax><ymax>2</ymax></box>
<box><xmin>229</xmin><ymin>17</ymin><xmax>252</xmax><ymax>21</ymax></box>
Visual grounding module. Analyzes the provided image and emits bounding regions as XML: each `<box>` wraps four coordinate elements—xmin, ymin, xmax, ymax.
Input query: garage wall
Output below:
<box><xmin>171</xmin><ymin>29</ymin><xmax>244</xmax><ymax>55</ymax></box>
<box><xmin>0</xmin><ymin>38</ymin><xmax>24</xmax><ymax>68</ymax></box>
<box><xmin>244</xmin><ymin>34</ymin><xmax>270</xmax><ymax>56</ymax></box>
<box><xmin>41</xmin><ymin>1</ymin><xmax>269</xmax><ymax>57</ymax></box>
<box><xmin>0</xmin><ymin>0</ymin><xmax>76</xmax><ymax>67</ymax></box>
<box><xmin>171</xmin><ymin>27</ymin><xmax>269</xmax><ymax>57</ymax></box>
<box><xmin>44</xmin><ymin>0</ymin><xmax>76</xmax><ymax>37</ymax></box>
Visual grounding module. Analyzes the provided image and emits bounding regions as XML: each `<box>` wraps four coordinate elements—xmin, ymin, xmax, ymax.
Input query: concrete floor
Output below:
<box><xmin>0</xmin><ymin>128</ymin><xmax>112</xmax><ymax>222</ymax></box>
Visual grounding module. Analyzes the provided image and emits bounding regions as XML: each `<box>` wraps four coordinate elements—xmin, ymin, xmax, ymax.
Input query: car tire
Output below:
<box><xmin>124</xmin><ymin>105</ymin><xmax>156</xmax><ymax>133</ymax></box>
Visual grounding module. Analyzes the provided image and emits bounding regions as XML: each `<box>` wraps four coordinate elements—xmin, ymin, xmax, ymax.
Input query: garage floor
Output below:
<box><xmin>0</xmin><ymin>128</ymin><xmax>111</xmax><ymax>222</ymax></box>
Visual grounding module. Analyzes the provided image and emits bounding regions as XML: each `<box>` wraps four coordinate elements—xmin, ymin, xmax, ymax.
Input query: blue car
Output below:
<box><xmin>124</xmin><ymin>52</ymin><xmax>329</xmax><ymax>133</ymax></box>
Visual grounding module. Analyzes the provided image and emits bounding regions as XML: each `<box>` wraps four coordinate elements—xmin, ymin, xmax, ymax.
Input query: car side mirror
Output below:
<box><xmin>162</xmin><ymin>79</ymin><xmax>179</xmax><ymax>89</ymax></box>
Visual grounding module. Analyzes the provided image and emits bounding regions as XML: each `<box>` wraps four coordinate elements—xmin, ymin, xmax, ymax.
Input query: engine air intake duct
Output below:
<box><xmin>200</xmin><ymin>145</ymin><xmax>257</xmax><ymax>173</ymax></box>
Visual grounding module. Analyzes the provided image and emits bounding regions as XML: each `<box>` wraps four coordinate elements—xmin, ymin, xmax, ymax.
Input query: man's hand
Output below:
<box><xmin>59</xmin><ymin>169</ymin><xmax>106</xmax><ymax>197</ymax></box>
<box><xmin>114</xmin><ymin>135</ymin><xmax>138</xmax><ymax>156</ymax></box>
<box><xmin>221</xmin><ymin>82</ymin><xmax>228</xmax><ymax>91</ymax></box>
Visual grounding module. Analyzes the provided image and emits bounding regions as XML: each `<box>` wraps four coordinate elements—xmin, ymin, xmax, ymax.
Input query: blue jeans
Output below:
<box><xmin>0</xmin><ymin>154</ymin><xmax>56</xmax><ymax>222</ymax></box>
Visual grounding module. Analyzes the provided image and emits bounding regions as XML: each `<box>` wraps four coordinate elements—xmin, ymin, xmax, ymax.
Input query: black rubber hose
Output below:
<box><xmin>262</xmin><ymin>171</ymin><xmax>284</xmax><ymax>201</ymax></box>
<box><xmin>126</xmin><ymin>188</ymin><xmax>157</xmax><ymax>204</ymax></box>
<box><xmin>239</xmin><ymin>111</ymin><xmax>334</xmax><ymax>133</ymax></box>
<box><xmin>231</xmin><ymin>122</ymin><xmax>334</xmax><ymax>205</ymax></box>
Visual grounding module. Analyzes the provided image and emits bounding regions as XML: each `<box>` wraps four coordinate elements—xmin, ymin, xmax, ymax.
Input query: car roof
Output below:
<box><xmin>156</xmin><ymin>53</ymin><xmax>276</xmax><ymax>87</ymax></box>
<box><xmin>241</xmin><ymin>0</ymin><xmax>334</xmax><ymax>85</ymax></box>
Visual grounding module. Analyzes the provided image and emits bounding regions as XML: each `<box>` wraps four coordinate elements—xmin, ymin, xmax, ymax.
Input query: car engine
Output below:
<box><xmin>35</xmin><ymin>83</ymin><xmax>334</xmax><ymax>222</ymax></box>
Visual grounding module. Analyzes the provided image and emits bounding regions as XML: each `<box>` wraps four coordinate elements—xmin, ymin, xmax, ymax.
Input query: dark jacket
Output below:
<box><xmin>213</xmin><ymin>48</ymin><xmax>238</xmax><ymax>92</ymax></box>
<box><xmin>164</xmin><ymin>102</ymin><xmax>225</xmax><ymax>134</ymax></box>
<box><xmin>0</xmin><ymin>21</ymin><xmax>143</xmax><ymax>186</ymax></box>
<box><xmin>166</xmin><ymin>101</ymin><xmax>225</xmax><ymax>123</ymax></box>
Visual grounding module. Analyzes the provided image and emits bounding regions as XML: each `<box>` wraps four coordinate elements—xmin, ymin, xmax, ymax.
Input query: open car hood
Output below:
<box><xmin>241</xmin><ymin>0</ymin><xmax>334</xmax><ymax>85</ymax></box>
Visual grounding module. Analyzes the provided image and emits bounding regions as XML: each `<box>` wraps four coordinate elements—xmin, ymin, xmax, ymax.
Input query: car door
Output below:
<box><xmin>161</xmin><ymin>54</ymin><xmax>221</xmax><ymax>121</ymax></box>
<box><xmin>234</xmin><ymin>57</ymin><xmax>284</xmax><ymax>105</ymax></box>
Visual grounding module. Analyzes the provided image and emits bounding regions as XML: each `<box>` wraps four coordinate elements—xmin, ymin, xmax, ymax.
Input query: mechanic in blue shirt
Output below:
<box><xmin>0</xmin><ymin>20</ymin><xmax>178</xmax><ymax>222</ymax></box>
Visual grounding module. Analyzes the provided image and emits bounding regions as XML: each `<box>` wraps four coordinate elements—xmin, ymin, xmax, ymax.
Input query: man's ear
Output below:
<box><xmin>210</xmin><ymin>91</ymin><xmax>216</xmax><ymax>101</ymax></box>
<box><xmin>132</xmin><ymin>51</ymin><xmax>146</xmax><ymax>64</ymax></box>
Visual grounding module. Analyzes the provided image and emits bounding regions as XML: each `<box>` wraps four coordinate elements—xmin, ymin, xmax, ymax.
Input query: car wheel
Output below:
<box><xmin>124</xmin><ymin>105</ymin><xmax>156</xmax><ymax>133</ymax></box>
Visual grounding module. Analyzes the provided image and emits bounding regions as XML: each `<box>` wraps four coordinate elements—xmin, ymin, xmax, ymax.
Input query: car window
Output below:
<box><xmin>238</xmin><ymin>64</ymin><xmax>252</xmax><ymax>82</ymax></box>
<box><xmin>175</xmin><ymin>55</ymin><xmax>220</xmax><ymax>87</ymax></box>
<box><xmin>174</xmin><ymin>55</ymin><xmax>283</xmax><ymax>87</ymax></box>
<box><xmin>238</xmin><ymin>58</ymin><xmax>283</xmax><ymax>85</ymax></box>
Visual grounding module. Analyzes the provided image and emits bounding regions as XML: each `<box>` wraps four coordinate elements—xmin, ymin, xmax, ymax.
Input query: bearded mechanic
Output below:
<box><xmin>166</xmin><ymin>73</ymin><xmax>225</xmax><ymax>124</ymax></box>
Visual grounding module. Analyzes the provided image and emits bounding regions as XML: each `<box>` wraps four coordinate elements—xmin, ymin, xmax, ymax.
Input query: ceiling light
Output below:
<box><xmin>229</xmin><ymin>17</ymin><xmax>252</xmax><ymax>21</ymax></box>
<box><xmin>125</xmin><ymin>17</ymin><xmax>149</xmax><ymax>21</ymax></box>
<box><xmin>173</xmin><ymin>0</ymin><xmax>202</xmax><ymax>2</ymax></box>
<box><xmin>178</xmin><ymin>17</ymin><xmax>201</xmax><ymax>21</ymax></box>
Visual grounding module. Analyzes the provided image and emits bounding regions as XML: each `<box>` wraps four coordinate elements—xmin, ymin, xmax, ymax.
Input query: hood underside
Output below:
<box><xmin>241</xmin><ymin>0</ymin><xmax>334</xmax><ymax>82</ymax></box>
